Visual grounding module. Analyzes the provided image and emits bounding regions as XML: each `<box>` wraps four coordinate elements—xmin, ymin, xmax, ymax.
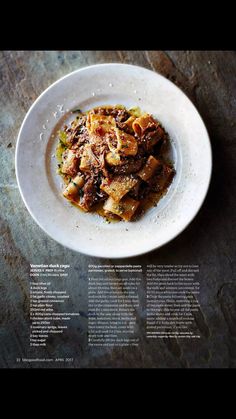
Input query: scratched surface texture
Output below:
<box><xmin>0</xmin><ymin>51</ymin><xmax>236</xmax><ymax>368</ymax></box>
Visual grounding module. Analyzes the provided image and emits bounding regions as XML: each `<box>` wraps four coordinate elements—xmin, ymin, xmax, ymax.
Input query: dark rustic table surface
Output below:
<box><xmin>0</xmin><ymin>51</ymin><xmax>236</xmax><ymax>368</ymax></box>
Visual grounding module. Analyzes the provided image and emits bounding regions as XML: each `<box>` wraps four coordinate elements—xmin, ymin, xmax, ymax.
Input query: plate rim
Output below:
<box><xmin>15</xmin><ymin>63</ymin><xmax>212</xmax><ymax>258</ymax></box>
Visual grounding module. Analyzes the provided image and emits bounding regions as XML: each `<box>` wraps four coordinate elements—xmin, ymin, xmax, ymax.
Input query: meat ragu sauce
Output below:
<box><xmin>56</xmin><ymin>105</ymin><xmax>175</xmax><ymax>222</ymax></box>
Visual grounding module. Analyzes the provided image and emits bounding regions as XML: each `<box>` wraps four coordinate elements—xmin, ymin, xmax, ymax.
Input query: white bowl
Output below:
<box><xmin>15</xmin><ymin>63</ymin><xmax>212</xmax><ymax>258</ymax></box>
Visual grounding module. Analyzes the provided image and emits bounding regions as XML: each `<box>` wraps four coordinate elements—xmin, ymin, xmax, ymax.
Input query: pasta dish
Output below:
<box><xmin>56</xmin><ymin>105</ymin><xmax>175</xmax><ymax>221</ymax></box>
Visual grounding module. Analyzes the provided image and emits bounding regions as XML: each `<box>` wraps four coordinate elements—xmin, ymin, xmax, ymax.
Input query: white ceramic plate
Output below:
<box><xmin>15</xmin><ymin>63</ymin><xmax>212</xmax><ymax>258</ymax></box>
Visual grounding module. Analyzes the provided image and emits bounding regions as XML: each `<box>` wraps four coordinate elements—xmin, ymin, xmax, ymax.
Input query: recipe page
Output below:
<box><xmin>1</xmin><ymin>50</ymin><xmax>235</xmax><ymax>369</ymax></box>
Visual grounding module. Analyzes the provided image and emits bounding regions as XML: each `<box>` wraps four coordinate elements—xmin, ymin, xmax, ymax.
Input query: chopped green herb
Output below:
<box><xmin>129</xmin><ymin>106</ymin><xmax>141</xmax><ymax>117</ymax></box>
<box><xmin>58</xmin><ymin>130</ymin><xmax>68</xmax><ymax>145</ymax></box>
<box><xmin>71</xmin><ymin>108</ymin><xmax>82</xmax><ymax>113</ymax></box>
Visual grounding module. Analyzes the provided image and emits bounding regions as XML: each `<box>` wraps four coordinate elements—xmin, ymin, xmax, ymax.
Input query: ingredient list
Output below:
<box><xmin>29</xmin><ymin>264</ymin><xmax>80</xmax><ymax>347</ymax></box>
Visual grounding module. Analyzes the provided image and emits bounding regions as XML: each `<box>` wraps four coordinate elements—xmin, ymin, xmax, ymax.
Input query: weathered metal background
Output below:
<box><xmin>0</xmin><ymin>51</ymin><xmax>235</xmax><ymax>368</ymax></box>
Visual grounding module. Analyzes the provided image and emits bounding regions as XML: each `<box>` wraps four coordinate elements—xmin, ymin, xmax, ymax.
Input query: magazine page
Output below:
<box><xmin>0</xmin><ymin>50</ymin><xmax>235</xmax><ymax>369</ymax></box>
